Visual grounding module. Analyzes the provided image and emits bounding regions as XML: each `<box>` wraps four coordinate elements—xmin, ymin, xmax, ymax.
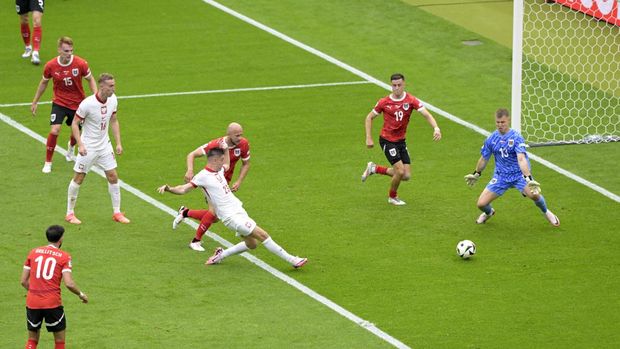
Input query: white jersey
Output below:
<box><xmin>75</xmin><ymin>93</ymin><xmax>118</xmax><ymax>151</ymax></box>
<box><xmin>191</xmin><ymin>167</ymin><xmax>246</xmax><ymax>220</ymax></box>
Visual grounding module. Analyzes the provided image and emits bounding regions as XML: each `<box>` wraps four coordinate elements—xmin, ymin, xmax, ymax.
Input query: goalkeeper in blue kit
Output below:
<box><xmin>464</xmin><ymin>108</ymin><xmax>560</xmax><ymax>226</ymax></box>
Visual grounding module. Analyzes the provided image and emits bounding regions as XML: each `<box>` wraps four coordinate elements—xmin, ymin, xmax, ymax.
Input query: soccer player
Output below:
<box><xmin>176</xmin><ymin>122</ymin><xmax>251</xmax><ymax>252</ymax></box>
<box><xmin>31</xmin><ymin>36</ymin><xmax>97</xmax><ymax>173</ymax></box>
<box><xmin>16</xmin><ymin>0</ymin><xmax>44</xmax><ymax>64</ymax></box>
<box><xmin>464</xmin><ymin>108</ymin><xmax>560</xmax><ymax>226</ymax></box>
<box><xmin>157</xmin><ymin>147</ymin><xmax>307</xmax><ymax>268</ymax></box>
<box><xmin>65</xmin><ymin>73</ymin><xmax>130</xmax><ymax>225</ymax></box>
<box><xmin>361</xmin><ymin>73</ymin><xmax>442</xmax><ymax>205</ymax></box>
<box><xmin>21</xmin><ymin>225</ymin><xmax>88</xmax><ymax>349</ymax></box>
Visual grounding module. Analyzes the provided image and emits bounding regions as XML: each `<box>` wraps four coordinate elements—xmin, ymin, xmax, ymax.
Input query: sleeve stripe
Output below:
<box><xmin>371</xmin><ymin>109</ymin><xmax>379</xmax><ymax>115</ymax></box>
<box><xmin>23</xmin><ymin>266</ymin><xmax>31</xmax><ymax>270</ymax></box>
<box><xmin>190</xmin><ymin>181</ymin><xmax>198</xmax><ymax>188</ymax></box>
<box><xmin>62</xmin><ymin>269</ymin><xmax>72</xmax><ymax>273</ymax></box>
<box><xmin>242</xmin><ymin>156</ymin><xmax>250</xmax><ymax>161</ymax></box>
<box><xmin>76</xmin><ymin>113</ymin><xmax>84</xmax><ymax>120</ymax></box>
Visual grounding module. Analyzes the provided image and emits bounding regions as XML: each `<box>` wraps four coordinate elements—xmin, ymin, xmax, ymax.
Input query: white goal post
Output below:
<box><xmin>511</xmin><ymin>0</ymin><xmax>620</xmax><ymax>146</ymax></box>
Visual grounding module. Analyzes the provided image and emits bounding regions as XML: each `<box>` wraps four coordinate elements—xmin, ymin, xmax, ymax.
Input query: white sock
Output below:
<box><xmin>221</xmin><ymin>241</ymin><xmax>250</xmax><ymax>260</ymax></box>
<box><xmin>67</xmin><ymin>180</ymin><xmax>80</xmax><ymax>215</ymax></box>
<box><xmin>108</xmin><ymin>182</ymin><xmax>121</xmax><ymax>214</ymax></box>
<box><xmin>262</xmin><ymin>237</ymin><xmax>295</xmax><ymax>264</ymax></box>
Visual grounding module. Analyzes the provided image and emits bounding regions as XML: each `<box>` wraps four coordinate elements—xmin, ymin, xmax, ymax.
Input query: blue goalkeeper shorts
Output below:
<box><xmin>486</xmin><ymin>173</ymin><xmax>527</xmax><ymax>196</ymax></box>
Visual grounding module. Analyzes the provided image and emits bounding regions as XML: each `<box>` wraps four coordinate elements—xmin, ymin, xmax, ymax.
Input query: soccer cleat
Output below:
<box><xmin>65</xmin><ymin>213</ymin><xmax>82</xmax><ymax>225</ymax></box>
<box><xmin>188</xmin><ymin>241</ymin><xmax>205</xmax><ymax>252</ymax></box>
<box><xmin>65</xmin><ymin>142</ymin><xmax>75</xmax><ymax>162</ymax></box>
<box><xmin>206</xmin><ymin>247</ymin><xmax>224</xmax><ymax>265</ymax></box>
<box><xmin>388</xmin><ymin>197</ymin><xmax>406</xmax><ymax>206</ymax></box>
<box><xmin>42</xmin><ymin>162</ymin><xmax>52</xmax><ymax>173</ymax></box>
<box><xmin>172</xmin><ymin>205</ymin><xmax>186</xmax><ymax>230</ymax></box>
<box><xmin>31</xmin><ymin>51</ymin><xmax>40</xmax><ymax>65</ymax></box>
<box><xmin>293</xmin><ymin>257</ymin><xmax>308</xmax><ymax>269</ymax></box>
<box><xmin>476</xmin><ymin>209</ymin><xmax>495</xmax><ymax>224</ymax></box>
<box><xmin>545</xmin><ymin>210</ymin><xmax>560</xmax><ymax>227</ymax></box>
<box><xmin>361</xmin><ymin>162</ymin><xmax>376</xmax><ymax>182</ymax></box>
<box><xmin>112</xmin><ymin>212</ymin><xmax>131</xmax><ymax>224</ymax></box>
<box><xmin>21</xmin><ymin>46</ymin><xmax>32</xmax><ymax>58</ymax></box>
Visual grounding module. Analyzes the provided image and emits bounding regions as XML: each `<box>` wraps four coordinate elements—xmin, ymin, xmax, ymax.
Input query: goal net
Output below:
<box><xmin>512</xmin><ymin>0</ymin><xmax>620</xmax><ymax>146</ymax></box>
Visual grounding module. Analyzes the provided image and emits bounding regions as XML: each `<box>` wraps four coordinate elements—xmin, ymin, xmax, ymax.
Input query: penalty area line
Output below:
<box><xmin>0</xmin><ymin>80</ymin><xmax>372</xmax><ymax>108</ymax></box>
<box><xmin>0</xmin><ymin>111</ymin><xmax>405</xmax><ymax>349</ymax></box>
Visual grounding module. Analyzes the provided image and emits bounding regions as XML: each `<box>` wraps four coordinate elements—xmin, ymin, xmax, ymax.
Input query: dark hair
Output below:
<box><xmin>46</xmin><ymin>225</ymin><xmax>65</xmax><ymax>243</ymax></box>
<box><xmin>390</xmin><ymin>73</ymin><xmax>405</xmax><ymax>81</ymax></box>
<box><xmin>495</xmin><ymin>108</ymin><xmax>510</xmax><ymax>118</ymax></box>
<box><xmin>207</xmin><ymin>147</ymin><xmax>225</xmax><ymax>158</ymax></box>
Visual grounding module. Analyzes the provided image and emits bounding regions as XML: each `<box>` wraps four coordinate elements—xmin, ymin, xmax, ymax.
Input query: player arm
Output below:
<box><xmin>185</xmin><ymin>147</ymin><xmax>205</xmax><ymax>182</ymax></box>
<box><xmin>20</xmin><ymin>268</ymin><xmax>30</xmax><ymax>290</ymax></box>
<box><xmin>365</xmin><ymin>110</ymin><xmax>379</xmax><ymax>147</ymax></box>
<box><xmin>85</xmin><ymin>74</ymin><xmax>97</xmax><ymax>94</ymax></box>
<box><xmin>158</xmin><ymin>182</ymin><xmax>195</xmax><ymax>195</ymax></box>
<box><xmin>62</xmin><ymin>271</ymin><xmax>88</xmax><ymax>303</ymax></box>
<box><xmin>31</xmin><ymin>78</ymin><xmax>50</xmax><ymax>115</ymax></box>
<box><xmin>110</xmin><ymin>113</ymin><xmax>122</xmax><ymax>149</ymax></box>
<box><xmin>474</xmin><ymin>156</ymin><xmax>489</xmax><ymax>174</ymax></box>
<box><xmin>418</xmin><ymin>108</ymin><xmax>442</xmax><ymax>140</ymax></box>
<box><xmin>232</xmin><ymin>159</ymin><xmax>250</xmax><ymax>191</ymax></box>
<box><xmin>517</xmin><ymin>152</ymin><xmax>532</xmax><ymax>177</ymax></box>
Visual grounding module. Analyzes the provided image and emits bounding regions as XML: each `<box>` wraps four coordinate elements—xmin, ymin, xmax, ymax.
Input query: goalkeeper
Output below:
<box><xmin>464</xmin><ymin>108</ymin><xmax>560</xmax><ymax>226</ymax></box>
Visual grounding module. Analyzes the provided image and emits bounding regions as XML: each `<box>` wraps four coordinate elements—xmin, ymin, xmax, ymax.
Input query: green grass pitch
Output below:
<box><xmin>1</xmin><ymin>0</ymin><xmax>619</xmax><ymax>348</ymax></box>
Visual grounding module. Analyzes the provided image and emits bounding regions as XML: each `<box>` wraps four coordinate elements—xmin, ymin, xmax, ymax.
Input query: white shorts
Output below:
<box><xmin>73</xmin><ymin>143</ymin><xmax>117</xmax><ymax>173</ymax></box>
<box><xmin>223</xmin><ymin>213</ymin><xmax>257</xmax><ymax>237</ymax></box>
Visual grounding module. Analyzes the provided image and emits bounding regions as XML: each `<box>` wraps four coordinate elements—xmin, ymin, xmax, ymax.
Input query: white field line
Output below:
<box><xmin>0</xmin><ymin>80</ymin><xmax>371</xmax><ymax>108</ymax></box>
<box><xmin>201</xmin><ymin>0</ymin><xmax>620</xmax><ymax>204</ymax></box>
<box><xmin>0</xmin><ymin>111</ymin><xmax>408</xmax><ymax>349</ymax></box>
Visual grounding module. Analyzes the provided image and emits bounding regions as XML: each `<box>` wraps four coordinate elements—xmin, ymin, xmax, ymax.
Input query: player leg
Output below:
<box><xmin>44</xmin><ymin>306</ymin><xmax>66</xmax><ymax>349</ymax></box>
<box><xmin>475</xmin><ymin>180</ymin><xmax>503</xmax><ymax>224</ymax></box>
<box><xmin>520</xmin><ymin>179</ymin><xmax>560</xmax><ymax>226</ymax></box>
<box><xmin>43</xmin><ymin>104</ymin><xmax>68</xmax><ymax>173</ymax></box>
<box><xmin>64</xmin><ymin>110</ymin><xmax>77</xmax><ymax>162</ymax></box>
<box><xmin>29</xmin><ymin>4</ymin><xmax>43</xmax><ymax>65</ymax></box>
<box><xmin>25</xmin><ymin>307</ymin><xmax>42</xmax><ymax>349</ymax></box>
<box><xmin>66</xmin><ymin>171</ymin><xmax>86</xmax><ymax>224</ymax></box>
<box><xmin>17</xmin><ymin>7</ymin><xmax>32</xmax><ymax>58</ymax></box>
<box><xmin>104</xmin><ymin>168</ymin><xmax>130</xmax><ymax>224</ymax></box>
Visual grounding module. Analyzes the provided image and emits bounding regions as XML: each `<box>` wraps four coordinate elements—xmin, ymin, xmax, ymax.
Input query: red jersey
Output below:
<box><xmin>42</xmin><ymin>55</ymin><xmax>92</xmax><ymax>110</ymax></box>
<box><xmin>372</xmin><ymin>92</ymin><xmax>424</xmax><ymax>142</ymax></box>
<box><xmin>23</xmin><ymin>245</ymin><xmax>72</xmax><ymax>309</ymax></box>
<box><xmin>201</xmin><ymin>137</ymin><xmax>250</xmax><ymax>182</ymax></box>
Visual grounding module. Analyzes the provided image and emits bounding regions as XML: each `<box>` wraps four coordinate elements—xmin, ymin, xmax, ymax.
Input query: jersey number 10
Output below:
<box><xmin>34</xmin><ymin>256</ymin><xmax>57</xmax><ymax>280</ymax></box>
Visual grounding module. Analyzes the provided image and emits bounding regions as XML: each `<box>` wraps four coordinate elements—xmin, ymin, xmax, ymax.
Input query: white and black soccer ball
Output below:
<box><xmin>456</xmin><ymin>240</ymin><xmax>476</xmax><ymax>259</ymax></box>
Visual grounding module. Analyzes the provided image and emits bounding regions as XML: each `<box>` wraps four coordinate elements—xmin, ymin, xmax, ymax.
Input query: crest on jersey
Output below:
<box><xmin>508</xmin><ymin>139</ymin><xmax>514</xmax><ymax>147</ymax></box>
<box><xmin>72</xmin><ymin>68</ymin><xmax>79</xmax><ymax>77</ymax></box>
<box><xmin>101</xmin><ymin>105</ymin><xmax>107</xmax><ymax>114</ymax></box>
<box><xmin>234</xmin><ymin>148</ymin><xmax>241</xmax><ymax>157</ymax></box>
<box><xmin>50</xmin><ymin>114</ymin><xmax>56</xmax><ymax>122</ymax></box>
<box><xmin>403</xmin><ymin>103</ymin><xmax>410</xmax><ymax>111</ymax></box>
<box><xmin>389</xmin><ymin>148</ymin><xmax>397</xmax><ymax>157</ymax></box>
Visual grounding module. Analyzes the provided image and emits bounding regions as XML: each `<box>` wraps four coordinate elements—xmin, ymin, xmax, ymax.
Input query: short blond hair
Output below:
<box><xmin>57</xmin><ymin>36</ymin><xmax>73</xmax><ymax>47</ymax></box>
<box><xmin>495</xmin><ymin>108</ymin><xmax>510</xmax><ymax>119</ymax></box>
<box><xmin>98</xmin><ymin>73</ymin><xmax>115</xmax><ymax>84</ymax></box>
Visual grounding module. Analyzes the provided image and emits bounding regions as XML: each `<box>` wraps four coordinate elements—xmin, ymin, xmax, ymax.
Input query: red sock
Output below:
<box><xmin>46</xmin><ymin>133</ymin><xmax>58</xmax><ymax>162</ymax></box>
<box><xmin>25</xmin><ymin>339</ymin><xmax>38</xmax><ymax>349</ymax></box>
<box><xmin>195</xmin><ymin>211</ymin><xmax>216</xmax><ymax>241</ymax></box>
<box><xmin>187</xmin><ymin>209</ymin><xmax>208</xmax><ymax>220</ymax></box>
<box><xmin>20</xmin><ymin>23</ymin><xmax>31</xmax><ymax>46</ymax></box>
<box><xmin>376</xmin><ymin>165</ymin><xmax>388</xmax><ymax>175</ymax></box>
<box><xmin>389</xmin><ymin>189</ymin><xmax>398</xmax><ymax>198</ymax></box>
<box><xmin>54</xmin><ymin>341</ymin><xmax>65</xmax><ymax>349</ymax></box>
<box><xmin>70</xmin><ymin>135</ymin><xmax>77</xmax><ymax>146</ymax></box>
<box><xmin>32</xmin><ymin>26</ymin><xmax>41</xmax><ymax>51</ymax></box>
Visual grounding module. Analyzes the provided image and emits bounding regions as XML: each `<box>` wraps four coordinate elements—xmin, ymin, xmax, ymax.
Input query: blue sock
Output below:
<box><xmin>534</xmin><ymin>195</ymin><xmax>548</xmax><ymax>213</ymax></box>
<box><xmin>480</xmin><ymin>204</ymin><xmax>493</xmax><ymax>215</ymax></box>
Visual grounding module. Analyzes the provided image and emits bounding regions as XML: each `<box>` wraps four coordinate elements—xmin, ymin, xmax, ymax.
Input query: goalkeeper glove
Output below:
<box><xmin>464</xmin><ymin>171</ymin><xmax>481</xmax><ymax>187</ymax></box>
<box><xmin>524</xmin><ymin>175</ymin><xmax>541</xmax><ymax>195</ymax></box>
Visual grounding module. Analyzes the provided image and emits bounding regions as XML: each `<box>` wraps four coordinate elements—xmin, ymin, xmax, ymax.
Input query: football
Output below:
<box><xmin>456</xmin><ymin>240</ymin><xmax>476</xmax><ymax>259</ymax></box>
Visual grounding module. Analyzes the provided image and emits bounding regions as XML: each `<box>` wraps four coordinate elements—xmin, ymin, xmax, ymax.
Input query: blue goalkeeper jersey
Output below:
<box><xmin>481</xmin><ymin>129</ymin><xmax>529</xmax><ymax>181</ymax></box>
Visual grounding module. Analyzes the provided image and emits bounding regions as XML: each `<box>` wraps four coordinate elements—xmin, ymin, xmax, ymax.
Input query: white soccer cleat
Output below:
<box><xmin>388</xmin><ymin>197</ymin><xmax>406</xmax><ymax>206</ymax></box>
<box><xmin>65</xmin><ymin>142</ymin><xmax>75</xmax><ymax>162</ymax></box>
<box><xmin>206</xmin><ymin>247</ymin><xmax>224</xmax><ymax>264</ymax></box>
<box><xmin>361</xmin><ymin>162</ymin><xmax>376</xmax><ymax>182</ymax></box>
<box><xmin>189</xmin><ymin>241</ymin><xmax>205</xmax><ymax>252</ymax></box>
<box><xmin>31</xmin><ymin>51</ymin><xmax>40</xmax><ymax>65</ymax></box>
<box><xmin>65</xmin><ymin>213</ymin><xmax>81</xmax><ymax>225</ymax></box>
<box><xmin>545</xmin><ymin>210</ymin><xmax>560</xmax><ymax>227</ymax></box>
<box><xmin>293</xmin><ymin>257</ymin><xmax>308</xmax><ymax>269</ymax></box>
<box><xmin>22</xmin><ymin>46</ymin><xmax>32</xmax><ymax>58</ymax></box>
<box><xmin>42</xmin><ymin>162</ymin><xmax>52</xmax><ymax>173</ymax></box>
<box><xmin>476</xmin><ymin>209</ymin><xmax>495</xmax><ymax>224</ymax></box>
<box><xmin>172</xmin><ymin>205</ymin><xmax>186</xmax><ymax>230</ymax></box>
